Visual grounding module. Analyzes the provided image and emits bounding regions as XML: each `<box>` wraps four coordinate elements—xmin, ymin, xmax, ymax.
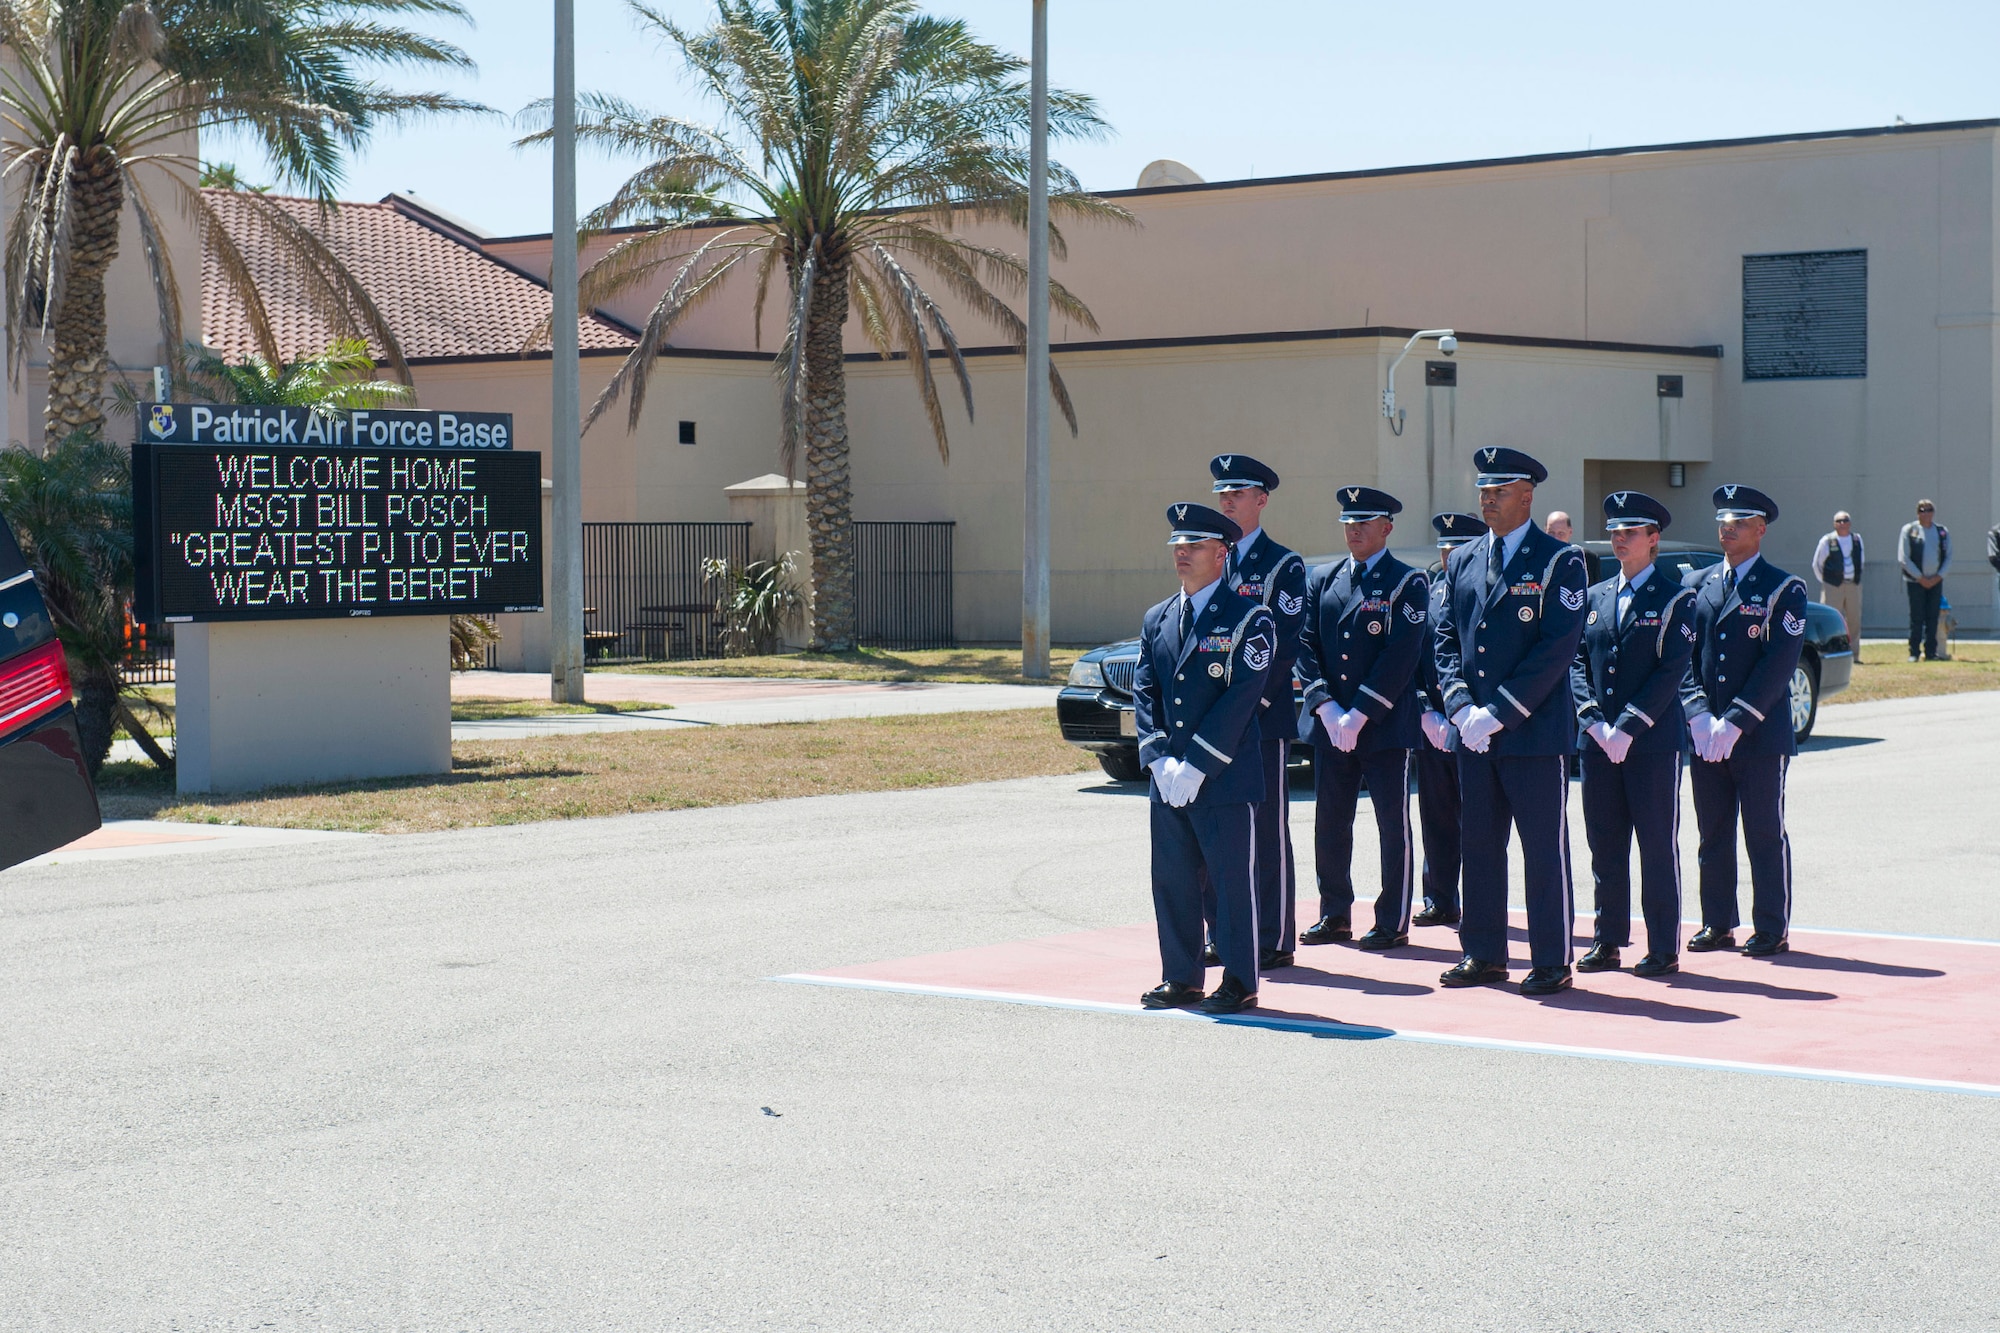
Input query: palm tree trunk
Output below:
<box><xmin>804</xmin><ymin>260</ymin><xmax>856</xmax><ymax>651</ymax></box>
<box><xmin>73</xmin><ymin>666</ymin><xmax>119</xmax><ymax>778</ymax></box>
<box><xmin>44</xmin><ymin>152</ymin><xmax>125</xmax><ymax>448</ymax></box>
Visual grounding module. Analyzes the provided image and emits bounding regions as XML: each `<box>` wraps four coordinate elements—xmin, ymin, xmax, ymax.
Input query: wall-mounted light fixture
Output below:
<box><xmin>1668</xmin><ymin>462</ymin><xmax>1686</xmax><ymax>488</ymax></box>
<box><xmin>1383</xmin><ymin>329</ymin><xmax>1456</xmax><ymax>436</ymax></box>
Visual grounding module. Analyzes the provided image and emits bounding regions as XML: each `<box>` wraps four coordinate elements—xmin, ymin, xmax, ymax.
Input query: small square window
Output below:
<box><xmin>678</xmin><ymin>420</ymin><xmax>697</xmax><ymax>445</ymax></box>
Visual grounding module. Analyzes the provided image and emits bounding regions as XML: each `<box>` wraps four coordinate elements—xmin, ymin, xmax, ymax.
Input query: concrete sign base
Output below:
<box><xmin>175</xmin><ymin>617</ymin><xmax>452</xmax><ymax>794</ymax></box>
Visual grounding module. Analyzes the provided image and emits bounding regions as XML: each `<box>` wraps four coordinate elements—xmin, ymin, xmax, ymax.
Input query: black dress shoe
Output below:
<box><xmin>1260</xmin><ymin>948</ymin><xmax>1295</xmax><ymax>971</ymax></box>
<box><xmin>1633</xmin><ymin>953</ymin><xmax>1679</xmax><ymax>977</ymax></box>
<box><xmin>1201</xmin><ymin>941</ymin><xmax>1219</xmax><ymax>966</ymax></box>
<box><xmin>1576</xmin><ymin>943</ymin><xmax>1622</xmax><ymax>972</ymax></box>
<box><xmin>1299</xmin><ymin>915</ymin><xmax>1352</xmax><ymax>945</ymax></box>
<box><xmin>1687</xmin><ymin>926</ymin><xmax>1737</xmax><ymax>952</ymax></box>
<box><xmin>1439</xmin><ymin>956</ymin><xmax>1508</xmax><ymax>987</ymax></box>
<box><xmin>1743</xmin><ymin>932</ymin><xmax>1790</xmax><ymax>957</ymax></box>
<box><xmin>1356</xmin><ymin>927</ymin><xmax>1408</xmax><ymax>951</ymax></box>
<box><xmin>1411</xmin><ymin>904</ymin><xmax>1461</xmax><ymax>927</ymax></box>
<box><xmin>1521</xmin><ymin>965</ymin><xmax>1573</xmax><ymax>996</ymax></box>
<box><xmin>1197</xmin><ymin>975</ymin><xmax>1258</xmax><ymax>1015</ymax></box>
<box><xmin>1141</xmin><ymin>980</ymin><xmax>1205</xmax><ymax>1009</ymax></box>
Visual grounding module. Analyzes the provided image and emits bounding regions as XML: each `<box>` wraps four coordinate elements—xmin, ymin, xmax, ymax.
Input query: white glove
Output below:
<box><xmin>1587</xmin><ymin>720</ymin><xmax>1616</xmax><ymax>753</ymax></box>
<box><xmin>1314</xmin><ymin>701</ymin><xmax>1341</xmax><ymax>743</ymax></box>
<box><xmin>1600</xmin><ymin>726</ymin><xmax>1635</xmax><ymax>765</ymax></box>
<box><xmin>1458</xmin><ymin>706</ymin><xmax>1502</xmax><ymax>753</ymax></box>
<box><xmin>1710</xmin><ymin>716</ymin><xmax>1742</xmax><ymax>762</ymax></box>
<box><xmin>1160</xmin><ymin>757</ymin><xmax>1205</xmax><ymax>807</ymax></box>
<box><xmin>1148</xmin><ymin>756</ymin><xmax>1170</xmax><ymax>786</ymax></box>
<box><xmin>1688</xmin><ymin>715</ymin><xmax>1713</xmax><ymax>761</ymax></box>
<box><xmin>1421</xmin><ymin>710</ymin><xmax>1453</xmax><ymax>752</ymax></box>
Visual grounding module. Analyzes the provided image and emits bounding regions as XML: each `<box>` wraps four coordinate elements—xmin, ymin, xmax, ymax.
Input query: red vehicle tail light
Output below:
<box><xmin>0</xmin><ymin>639</ymin><xmax>72</xmax><ymax>734</ymax></box>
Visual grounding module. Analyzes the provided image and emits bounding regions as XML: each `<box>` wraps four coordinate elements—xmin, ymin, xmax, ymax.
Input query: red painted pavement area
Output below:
<box><xmin>790</xmin><ymin>917</ymin><xmax>2000</xmax><ymax>1095</ymax></box>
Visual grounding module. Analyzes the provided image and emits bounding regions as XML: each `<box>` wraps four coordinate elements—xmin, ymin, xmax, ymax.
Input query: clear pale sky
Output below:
<box><xmin>208</xmin><ymin>0</ymin><xmax>2000</xmax><ymax>238</ymax></box>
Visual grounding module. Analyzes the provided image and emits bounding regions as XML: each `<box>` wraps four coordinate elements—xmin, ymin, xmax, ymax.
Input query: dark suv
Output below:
<box><xmin>0</xmin><ymin>513</ymin><xmax>101</xmax><ymax>868</ymax></box>
<box><xmin>1058</xmin><ymin>539</ymin><xmax>1852</xmax><ymax>780</ymax></box>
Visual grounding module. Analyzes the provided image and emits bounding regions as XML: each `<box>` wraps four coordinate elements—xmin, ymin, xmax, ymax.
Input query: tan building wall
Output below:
<box><xmin>486</xmin><ymin>120</ymin><xmax>2000</xmax><ymax>634</ymax></box>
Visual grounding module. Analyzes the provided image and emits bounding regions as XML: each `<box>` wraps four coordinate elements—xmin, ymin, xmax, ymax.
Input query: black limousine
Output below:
<box><xmin>1058</xmin><ymin>540</ymin><xmax>1852</xmax><ymax>782</ymax></box>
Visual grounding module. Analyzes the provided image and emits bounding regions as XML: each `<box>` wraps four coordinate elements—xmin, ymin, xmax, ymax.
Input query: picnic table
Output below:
<box><xmin>629</xmin><ymin>602</ymin><xmax>725</xmax><ymax>659</ymax></box>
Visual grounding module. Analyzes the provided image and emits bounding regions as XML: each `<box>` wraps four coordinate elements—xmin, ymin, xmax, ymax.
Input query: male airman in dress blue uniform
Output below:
<box><xmin>1570</xmin><ymin>492</ymin><xmax>1697</xmax><ymax>977</ymax></box>
<box><xmin>1133</xmin><ymin>503</ymin><xmax>1279</xmax><ymax>1015</ymax></box>
<box><xmin>1413</xmin><ymin>512</ymin><xmax>1486</xmax><ymax>928</ymax></box>
<box><xmin>1210</xmin><ymin>454</ymin><xmax>1310</xmax><ymax>968</ymax></box>
<box><xmin>1293</xmin><ymin>486</ymin><xmax>1428</xmax><ymax>950</ymax></box>
<box><xmin>1680</xmin><ymin>485</ymin><xmax>1807</xmax><ymax>957</ymax></box>
<box><xmin>1434</xmin><ymin>447</ymin><xmax>1590</xmax><ymax>995</ymax></box>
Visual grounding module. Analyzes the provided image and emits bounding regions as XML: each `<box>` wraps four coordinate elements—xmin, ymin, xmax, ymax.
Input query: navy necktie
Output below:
<box><xmin>1179</xmin><ymin>595</ymin><xmax>1194</xmax><ymax>642</ymax></box>
<box><xmin>1486</xmin><ymin>536</ymin><xmax>1504</xmax><ymax>595</ymax></box>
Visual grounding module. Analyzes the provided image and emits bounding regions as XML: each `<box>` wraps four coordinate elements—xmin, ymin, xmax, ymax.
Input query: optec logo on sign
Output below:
<box><xmin>143</xmin><ymin>403</ymin><xmax>512</xmax><ymax>450</ymax></box>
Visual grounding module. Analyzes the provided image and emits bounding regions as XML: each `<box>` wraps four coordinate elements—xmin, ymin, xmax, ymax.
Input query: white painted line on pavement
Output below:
<box><xmin>773</xmin><ymin>973</ymin><xmax>2000</xmax><ymax>1102</ymax></box>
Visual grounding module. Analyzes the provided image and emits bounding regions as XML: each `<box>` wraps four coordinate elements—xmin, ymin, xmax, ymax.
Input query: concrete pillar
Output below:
<box><xmin>176</xmin><ymin>617</ymin><xmax>452</xmax><ymax>794</ymax></box>
<box><xmin>493</xmin><ymin>479</ymin><xmax>555</xmax><ymax>672</ymax></box>
<box><xmin>724</xmin><ymin>473</ymin><xmax>810</xmax><ymax>647</ymax></box>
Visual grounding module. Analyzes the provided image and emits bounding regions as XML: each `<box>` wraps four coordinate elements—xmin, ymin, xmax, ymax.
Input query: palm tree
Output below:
<box><xmin>524</xmin><ymin>0</ymin><xmax>1124</xmax><ymax>650</ymax></box>
<box><xmin>0</xmin><ymin>0</ymin><xmax>484</xmax><ymax>447</ymax></box>
<box><xmin>179</xmin><ymin>336</ymin><xmax>412</xmax><ymax>411</ymax></box>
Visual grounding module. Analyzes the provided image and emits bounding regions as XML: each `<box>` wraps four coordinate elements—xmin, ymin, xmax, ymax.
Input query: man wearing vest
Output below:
<box><xmin>1209</xmin><ymin>453</ymin><xmax>1309</xmax><ymax>969</ymax></box>
<box><xmin>1900</xmin><ymin>500</ymin><xmax>1952</xmax><ymax>662</ymax></box>
<box><xmin>1811</xmin><ymin>512</ymin><xmax>1865</xmax><ymax>664</ymax></box>
<box><xmin>1433</xmin><ymin>447</ymin><xmax>1590</xmax><ymax>996</ymax></box>
<box><xmin>1681</xmin><ymin>484</ymin><xmax>1807</xmax><ymax>957</ymax></box>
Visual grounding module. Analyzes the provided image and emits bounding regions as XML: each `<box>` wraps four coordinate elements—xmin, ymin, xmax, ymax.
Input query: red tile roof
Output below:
<box><xmin>200</xmin><ymin>190</ymin><xmax>634</xmax><ymax>364</ymax></box>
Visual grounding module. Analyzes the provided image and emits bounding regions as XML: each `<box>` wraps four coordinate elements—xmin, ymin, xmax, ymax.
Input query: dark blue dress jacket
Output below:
<box><xmin>1434</xmin><ymin>523</ymin><xmax>1590</xmax><ymax>757</ymax></box>
<box><xmin>1294</xmin><ymin>552</ymin><xmax>1428</xmax><ymax>751</ymax></box>
<box><xmin>1133</xmin><ymin>584</ymin><xmax>1277</xmax><ymax>806</ymax></box>
<box><xmin>1678</xmin><ymin>556</ymin><xmax>1808</xmax><ymax>759</ymax></box>
<box><xmin>1569</xmin><ymin>566</ymin><xmax>1698</xmax><ymax>757</ymax></box>
<box><xmin>1229</xmin><ymin>530</ymin><xmax>1309</xmax><ymax>741</ymax></box>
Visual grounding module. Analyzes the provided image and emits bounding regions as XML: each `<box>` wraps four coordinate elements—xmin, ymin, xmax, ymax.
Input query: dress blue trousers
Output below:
<box><xmin>1415</xmin><ymin>742</ymin><xmax>1462</xmax><ymax>916</ymax></box>
<box><xmin>1580</xmin><ymin>747</ymin><xmax>1683</xmax><ymax>958</ymax></box>
<box><xmin>1456</xmin><ymin>751</ymin><xmax>1575</xmax><ymax>969</ymax></box>
<box><xmin>1311</xmin><ymin>746</ymin><xmax>1415</xmax><ymax>935</ymax></box>
<box><xmin>1253</xmin><ymin>737</ymin><xmax>1297</xmax><ymax>952</ymax></box>
<box><xmin>1152</xmin><ymin>799</ymin><xmax>1259</xmax><ymax>990</ymax></box>
<box><xmin>1690</xmin><ymin>752</ymin><xmax>1792</xmax><ymax>939</ymax></box>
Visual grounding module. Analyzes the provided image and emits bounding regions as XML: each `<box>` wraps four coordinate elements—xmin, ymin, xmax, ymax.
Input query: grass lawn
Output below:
<box><xmin>448</xmin><ymin>697</ymin><xmax>667</xmax><ymax>722</ymax></box>
<box><xmin>95</xmin><ymin>708</ymin><xmax>1094</xmax><ymax>833</ymax></box>
<box><xmin>596</xmin><ymin>644</ymin><xmax>1089</xmax><ymax>686</ymax></box>
<box><xmin>1835</xmin><ymin>639</ymin><xmax>2000</xmax><ymax>705</ymax></box>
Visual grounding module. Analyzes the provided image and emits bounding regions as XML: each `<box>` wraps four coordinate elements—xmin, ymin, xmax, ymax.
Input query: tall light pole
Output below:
<box><xmin>549</xmin><ymin>0</ymin><xmax>585</xmax><ymax>703</ymax></box>
<box><xmin>1020</xmin><ymin>0</ymin><xmax>1050</xmax><ymax>679</ymax></box>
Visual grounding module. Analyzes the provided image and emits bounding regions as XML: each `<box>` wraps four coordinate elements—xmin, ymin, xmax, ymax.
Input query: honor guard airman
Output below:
<box><xmin>1569</xmin><ymin>492</ymin><xmax>1697</xmax><ymax>976</ymax></box>
<box><xmin>1413</xmin><ymin>512</ymin><xmax>1487</xmax><ymax>927</ymax></box>
<box><xmin>1209</xmin><ymin>453</ymin><xmax>1309</xmax><ymax>967</ymax></box>
<box><xmin>1433</xmin><ymin>447</ymin><xmax>1590</xmax><ymax>995</ymax></box>
<box><xmin>1133</xmin><ymin>503</ymin><xmax>1279</xmax><ymax>1015</ymax></box>
<box><xmin>1293</xmin><ymin>486</ymin><xmax>1427</xmax><ymax>950</ymax></box>
<box><xmin>1680</xmin><ymin>485</ymin><xmax>1807</xmax><ymax>957</ymax></box>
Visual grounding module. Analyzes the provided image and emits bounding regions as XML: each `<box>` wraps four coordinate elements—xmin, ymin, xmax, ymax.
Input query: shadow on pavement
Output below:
<box><xmin>1534</xmin><ymin>988</ymin><xmax>1736</xmax><ymax>1024</ymax></box>
<box><xmin>1769</xmin><ymin>951</ymin><xmax>1945</xmax><ymax>978</ymax></box>
<box><xmin>1801</xmin><ymin>734</ymin><xmax>1883</xmax><ymax>752</ymax></box>
<box><xmin>1660</xmin><ymin>971</ymin><xmax>1836</xmax><ymax>1002</ymax></box>
<box><xmin>1275</xmin><ymin>965</ymin><xmax>1434</xmax><ymax>998</ymax></box>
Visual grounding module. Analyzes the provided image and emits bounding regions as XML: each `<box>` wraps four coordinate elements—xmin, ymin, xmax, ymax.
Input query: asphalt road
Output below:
<box><xmin>3</xmin><ymin>691</ymin><xmax>1997</xmax><ymax>1330</ymax></box>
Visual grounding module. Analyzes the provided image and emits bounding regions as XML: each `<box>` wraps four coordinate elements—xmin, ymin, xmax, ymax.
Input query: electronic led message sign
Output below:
<box><xmin>135</xmin><ymin>439</ymin><xmax>544</xmax><ymax>624</ymax></box>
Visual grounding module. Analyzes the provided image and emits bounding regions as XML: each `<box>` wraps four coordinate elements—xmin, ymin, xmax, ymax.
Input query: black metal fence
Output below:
<box><xmin>122</xmin><ymin>618</ymin><xmax>175</xmax><ymax>684</ymax></box>
<box><xmin>582</xmin><ymin>521</ymin><xmax>751</xmax><ymax>661</ymax></box>
<box><xmin>853</xmin><ymin>520</ymin><xmax>955</xmax><ymax>650</ymax></box>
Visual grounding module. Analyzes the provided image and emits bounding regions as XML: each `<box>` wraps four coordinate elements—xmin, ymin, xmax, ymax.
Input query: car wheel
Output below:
<box><xmin>1097</xmin><ymin>751</ymin><xmax>1146</xmax><ymax>783</ymax></box>
<box><xmin>1789</xmin><ymin>657</ymin><xmax>1820</xmax><ymax>744</ymax></box>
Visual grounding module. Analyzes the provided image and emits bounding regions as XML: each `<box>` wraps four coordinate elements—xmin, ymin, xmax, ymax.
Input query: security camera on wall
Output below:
<box><xmin>1438</xmin><ymin>335</ymin><xmax>1458</xmax><ymax>356</ymax></box>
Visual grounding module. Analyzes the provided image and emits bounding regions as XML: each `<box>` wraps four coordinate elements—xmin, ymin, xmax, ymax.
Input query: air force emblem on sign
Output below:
<box><xmin>1277</xmin><ymin>590</ymin><xmax>1304</xmax><ymax>616</ymax></box>
<box><xmin>1782</xmin><ymin>611</ymin><xmax>1804</xmax><ymax>636</ymax></box>
<box><xmin>1559</xmin><ymin>586</ymin><xmax>1585</xmax><ymax>611</ymax></box>
<box><xmin>1241</xmin><ymin>630</ymin><xmax>1273</xmax><ymax>673</ymax></box>
<box><xmin>148</xmin><ymin>404</ymin><xmax>175</xmax><ymax>437</ymax></box>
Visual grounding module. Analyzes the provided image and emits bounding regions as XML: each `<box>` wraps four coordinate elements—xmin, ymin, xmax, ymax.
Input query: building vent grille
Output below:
<box><xmin>1742</xmin><ymin>250</ymin><xmax>1867</xmax><ymax>380</ymax></box>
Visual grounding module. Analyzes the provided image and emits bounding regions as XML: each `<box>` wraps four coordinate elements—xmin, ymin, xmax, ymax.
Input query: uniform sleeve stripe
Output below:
<box><xmin>1628</xmin><ymin>705</ymin><xmax>1654</xmax><ymax>727</ymax></box>
<box><xmin>1194</xmin><ymin>734</ymin><xmax>1232</xmax><ymax>763</ymax></box>
<box><xmin>1302</xmin><ymin>678</ymin><xmax>1326</xmax><ymax>693</ymax></box>
<box><xmin>1499</xmin><ymin>685</ymin><xmax>1531</xmax><ymax>718</ymax></box>
<box><xmin>1141</xmin><ymin>731</ymin><xmax>1166</xmax><ymax>745</ymax></box>
<box><xmin>1732</xmin><ymin>697</ymin><xmax>1765</xmax><ymax>722</ymax></box>
<box><xmin>1360</xmin><ymin>684</ymin><xmax>1393</xmax><ymax>708</ymax></box>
